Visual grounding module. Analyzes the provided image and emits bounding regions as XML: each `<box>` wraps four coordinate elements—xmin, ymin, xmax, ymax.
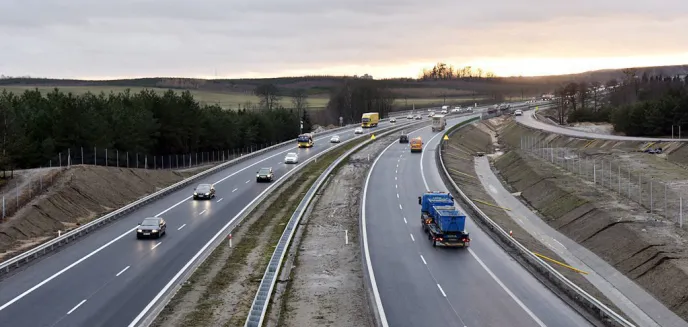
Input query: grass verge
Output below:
<box><xmin>151</xmin><ymin>135</ymin><xmax>367</xmax><ymax>327</ymax></box>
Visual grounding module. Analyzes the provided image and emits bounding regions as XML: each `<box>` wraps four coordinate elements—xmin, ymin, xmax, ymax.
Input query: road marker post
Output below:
<box><xmin>345</xmin><ymin>230</ymin><xmax>349</xmax><ymax>245</ymax></box>
<box><xmin>229</xmin><ymin>234</ymin><xmax>232</xmax><ymax>248</ymax></box>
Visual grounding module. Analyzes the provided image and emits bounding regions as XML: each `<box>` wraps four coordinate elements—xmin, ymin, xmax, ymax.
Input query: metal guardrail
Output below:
<box><xmin>243</xmin><ymin>120</ymin><xmax>425</xmax><ymax>327</ymax></box>
<box><xmin>435</xmin><ymin>119</ymin><xmax>636</xmax><ymax>327</ymax></box>
<box><xmin>0</xmin><ymin>119</ymin><xmax>384</xmax><ymax>277</ymax></box>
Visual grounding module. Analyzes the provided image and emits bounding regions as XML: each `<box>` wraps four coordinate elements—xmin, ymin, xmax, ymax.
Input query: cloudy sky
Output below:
<box><xmin>1</xmin><ymin>0</ymin><xmax>687</xmax><ymax>79</ymax></box>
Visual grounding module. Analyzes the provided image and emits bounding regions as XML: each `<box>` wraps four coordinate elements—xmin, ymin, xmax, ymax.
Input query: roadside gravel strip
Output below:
<box><xmin>150</xmin><ymin>136</ymin><xmax>368</xmax><ymax>327</ymax></box>
<box><xmin>267</xmin><ymin>132</ymin><xmax>406</xmax><ymax>327</ymax></box>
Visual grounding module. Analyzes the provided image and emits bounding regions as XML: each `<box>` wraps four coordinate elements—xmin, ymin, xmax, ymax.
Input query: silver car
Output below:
<box><xmin>354</xmin><ymin>127</ymin><xmax>363</xmax><ymax>134</ymax></box>
<box><xmin>330</xmin><ymin>135</ymin><xmax>341</xmax><ymax>143</ymax></box>
<box><xmin>284</xmin><ymin>152</ymin><xmax>298</xmax><ymax>164</ymax></box>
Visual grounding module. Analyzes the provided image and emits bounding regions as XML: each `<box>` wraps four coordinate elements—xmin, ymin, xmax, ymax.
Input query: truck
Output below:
<box><xmin>410</xmin><ymin>137</ymin><xmax>423</xmax><ymax>153</ymax></box>
<box><xmin>418</xmin><ymin>192</ymin><xmax>470</xmax><ymax>247</ymax></box>
<box><xmin>361</xmin><ymin>112</ymin><xmax>380</xmax><ymax>128</ymax></box>
<box><xmin>431</xmin><ymin>114</ymin><xmax>446</xmax><ymax>132</ymax></box>
<box><xmin>297</xmin><ymin>133</ymin><xmax>314</xmax><ymax>148</ymax></box>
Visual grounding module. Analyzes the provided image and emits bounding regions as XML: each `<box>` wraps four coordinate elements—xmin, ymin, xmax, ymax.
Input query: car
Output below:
<box><xmin>136</xmin><ymin>217</ymin><xmax>167</xmax><ymax>239</ymax></box>
<box><xmin>390</xmin><ymin>117</ymin><xmax>396</xmax><ymax>123</ymax></box>
<box><xmin>514</xmin><ymin>109</ymin><xmax>523</xmax><ymax>116</ymax></box>
<box><xmin>414</xmin><ymin>115</ymin><xmax>422</xmax><ymax>120</ymax></box>
<box><xmin>330</xmin><ymin>135</ymin><xmax>340</xmax><ymax>143</ymax></box>
<box><xmin>406</xmin><ymin>114</ymin><xmax>414</xmax><ymax>119</ymax></box>
<box><xmin>257</xmin><ymin>167</ymin><xmax>274</xmax><ymax>182</ymax></box>
<box><xmin>451</xmin><ymin>108</ymin><xmax>461</xmax><ymax>113</ymax></box>
<box><xmin>440</xmin><ymin>110</ymin><xmax>448</xmax><ymax>114</ymax></box>
<box><xmin>399</xmin><ymin>134</ymin><xmax>409</xmax><ymax>143</ymax></box>
<box><xmin>284</xmin><ymin>152</ymin><xmax>299</xmax><ymax>164</ymax></box>
<box><xmin>354</xmin><ymin>127</ymin><xmax>364</xmax><ymax>134</ymax></box>
<box><xmin>428</xmin><ymin>112</ymin><xmax>435</xmax><ymax>117</ymax></box>
<box><xmin>193</xmin><ymin>183</ymin><xmax>215</xmax><ymax>199</ymax></box>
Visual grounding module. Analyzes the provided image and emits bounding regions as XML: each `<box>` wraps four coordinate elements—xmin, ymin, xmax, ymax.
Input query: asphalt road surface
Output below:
<box><xmin>516</xmin><ymin>109</ymin><xmax>688</xmax><ymax>142</ymax></box>
<box><xmin>363</xmin><ymin>115</ymin><xmax>594</xmax><ymax>327</ymax></box>
<box><xmin>0</xmin><ymin>119</ymin><xmax>406</xmax><ymax>327</ymax></box>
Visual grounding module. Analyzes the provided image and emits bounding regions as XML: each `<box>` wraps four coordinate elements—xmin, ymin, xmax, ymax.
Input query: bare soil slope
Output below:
<box><xmin>0</xmin><ymin>165</ymin><xmax>202</xmax><ymax>261</ymax></box>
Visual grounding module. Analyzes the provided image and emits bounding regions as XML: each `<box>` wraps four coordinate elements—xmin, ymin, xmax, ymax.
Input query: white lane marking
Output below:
<box><xmin>437</xmin><ymin>284</ymin><xmax>447</xmax><ymax>297</ymax></box>
<box><xmin>395</xmin><ymin>169</ymin><xmax>398</xmax><ymax>174</ymax></box>
<box><xmin>152</xmin><ymin>242</ymin><xmax>162</xmax><ymax>250</ymax></box>
<box><xmin>0</xmin><ymin>129</ymin><xmax>352</xmax><ymax>312</ymax></box>
<box><xmin>199</xmin><ymin>210</ymin><xmax>206</xmax><ymax>215</ymax></box>
<box><xmin>232</xmin><ymin>188</ymin><xmax>238</xmax><ymax>192</ymax></box>
<box><xmin>468</xmin><ymin>249</ymin><xmax>547</xmax><ymax>327</ymax></box>
<box><xmin>245</xmin><ymin>180</ymin><xmax>249</xmax><ymax>183</ymax></box>
<box><xmin>395</xmin><ymin>184</ymin><xmax>398</xmax><ymax>189</ymax></box>
<box><xmin>67</xmin><ymin>299</ymin><xmax>86</xmax><ymax>315</ymax></box>
<box><xmin>395</xmin><ymin>176</ymin><xmax>397</xmax><ymax>181</ymax></box>
<box><xmin>396</xmin><ymin>193</ymin><xmax>399</xmax><ymax>198</ymax></box>
<box><xmin>396</xmin><ymin>164</ymin><xmax>399</xmax><ymax>168</ymax></box>
<box><xmin>399</xmin><ymin>204</ymin><xmax>403</xmax><ymax>210</ymax></box>
<box><xmin>126</xmin><ymin>132</ymin><xmax>360</xmax><ymax>327</ymax></box>
<box><xmin>420</xmin><ymin>131</ymin><xmax>445</xmax><ymax>191</ymax></box>
<box><xmin>177</xmin><ymin>224</ymin><xmax>186</xmax><ymax>231</ymax></box>
<box><xmin>115</xmin><ymin>266</ymin><xmax>130</xmax><ymax>277</ymax></box>
<box><xmin>420</xmin><ymin>255</ymin><xmax>427</xmax><ymax>265</ymax></box>
<box><xmin>217</xmin><ymin>198</ymin><xmax>223</xmax><ymax>202</ymax></box>
<box><xmin>403</xmin><ymin>217</ymin><xmax>407</xmax><ymax>224</ymax></box>
<box><xmin>410</xmin><ymin>234</ymin><xmax>415</xmax><ymax>242</ymax></box>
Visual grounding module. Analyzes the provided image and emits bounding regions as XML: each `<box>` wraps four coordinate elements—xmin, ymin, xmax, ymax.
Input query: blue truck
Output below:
<box><xmin>418</xmin><ymin>192</ymin><xmax>470</xmax><ymax>248</ymax></box>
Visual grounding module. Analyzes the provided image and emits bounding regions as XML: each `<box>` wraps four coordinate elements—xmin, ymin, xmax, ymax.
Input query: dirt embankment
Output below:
<box><xmin>0</xmin><ymin>165</ymin><xmax>204</xmax><ymax>261</ymax></box>
<box><xmin>273</xmin><ymin>135</ymin><xmax>401</xmax><ymax>327</ymax></box>
<box><xmin>492</xmin><ymin>120</ymin><xmax>688</xmax><ymax>320</ymax></box>
<box><xmin>441</xmin><ymin>120</ymin><xmax>622</xmax><ymax>316</ymax></box>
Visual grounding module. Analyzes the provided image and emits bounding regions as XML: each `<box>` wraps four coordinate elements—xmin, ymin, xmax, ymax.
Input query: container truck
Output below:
<box><xmin>418</xmin><ymin>192</ymin><xmax>470</xmax><ymax>247</ymax></box>
<box><xmin>431</xmin><ymin>114</ymin><xmax>446</xmax><ymax>132</ymax></box>
<box><xmin>361</xmin><ymin>112</ymin><xmax>380</xmax><ymax>128</ymax></box>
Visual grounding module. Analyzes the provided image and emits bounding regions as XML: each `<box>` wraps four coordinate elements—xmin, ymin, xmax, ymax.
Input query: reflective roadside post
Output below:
<box><xmin>300</xmin><ymin>120</ymin><xmax>303</xmax><ymax>134</ymax></box>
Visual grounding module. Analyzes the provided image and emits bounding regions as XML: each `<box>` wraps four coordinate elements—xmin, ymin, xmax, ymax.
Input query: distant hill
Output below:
<box><xmin>1</xmin><ymin>64</ymin><xmax>686</xmax><ymax>99</ymax></box>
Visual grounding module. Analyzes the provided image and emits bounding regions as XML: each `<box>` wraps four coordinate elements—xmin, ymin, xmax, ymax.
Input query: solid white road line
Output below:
<box><xmin>115</xmin><ymin>266</ymin><xmax>130</xmax><ymax>277</ymax></box>
<box><xmin>410</xmin><ymin>234</ymin><xmax>415</xmax><ymax>242</ymax></box>
<box><xmin>245</xmin><ymin>180</ymin><xmax>249</xmax><ymax>183</ymax></box>
<box><xmin>403</xmin><ymin>217</ymin><xmax>407</xmax><ymax>224</ymax></box>
<box><xmin>152</xmin><ymin>242</ymin><xmax>162</xmax><ymax>250</ymax></box>
<box><xmin>437</xmin><ymin>284</ymin><xmax>447</xmax><ymax>297</ymax></box>
<box><xmin>177</xmin><ymin>224</ymin><xmax>186</xmax><ymax>231</ymax></box>
<box><xmin>418</xmin><ymin>119</ymin><xmax>547</xmax><ymax>327</ymax></box>
<box><xmin>217</xmin><ymin>198</ymin><xmax>223</xmax><ymax>202</ymax></box>
<box><xmin>420</xmin><ymin>255</ymin><xmax>427</xmax><ymax>265</ymax></box>
<box><xmin>199</xmin><ymin>210</ymin><xmax>206</xmax><ymax>215</ymax></box>
<box><xmin>0</xmin><ymin>128</ymin><xmax>360</xmax><ymax>313</ymax></box>
<box><xmin>232</xmin><ymin>188</ymin><xmax>238</xmax><ymax>192</ymax></box>
<box><xmin>67</xmin><ymin>300</ymin><xmax>86</xmax><ymax>315</ymax></box>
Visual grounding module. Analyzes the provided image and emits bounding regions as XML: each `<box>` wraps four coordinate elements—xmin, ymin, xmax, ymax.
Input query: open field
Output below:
<box><xmin>0</xmin><ymin>85</ymin><xmax>331</xmax><ymax>110</ymax></box>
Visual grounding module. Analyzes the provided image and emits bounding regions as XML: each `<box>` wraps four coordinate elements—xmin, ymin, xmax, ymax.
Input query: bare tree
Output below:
<box><xmin>291</xmin><ymin>89</ymin><xmax>309</xmax><ymax>111</ymax></box>
<box><xmin>254</xmin><ymin>83</ymin><xmax>281</xmax><ymax>110</ymax></box>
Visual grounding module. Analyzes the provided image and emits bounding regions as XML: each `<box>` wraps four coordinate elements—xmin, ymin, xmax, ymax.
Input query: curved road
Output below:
<box><xmin>0</xmin><ymin>119</ymin><xmax>407</xmax><ymax>327</ymax></box>
<box><xmin>363</xmin><ymin>116</ymin><xmax>594</xmax><ymax>327</ymax></box>
<box><xmin>516</xmin><ymin>109</ymin><xmax>687</xmax><ymax>142</ymax></box>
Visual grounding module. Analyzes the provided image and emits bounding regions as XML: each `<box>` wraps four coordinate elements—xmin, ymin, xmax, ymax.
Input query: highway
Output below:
<box><xmin>363</xmin><ymin>115</ymin><xmax>594</xmax><ymax>327</ymax></box>
<box><xmin>0</xmin><ymin>119</ymin><xmax>405</xmax><ymax>327</ymax></box>
<box><xmin>516</xmin><ymin>109</ymin><xmax>687</xmax><ymax>142</ymax></box>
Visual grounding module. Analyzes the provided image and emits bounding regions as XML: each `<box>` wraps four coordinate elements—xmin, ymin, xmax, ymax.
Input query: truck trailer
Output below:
<box><xmin>431</xmin><ymin>114</ymin><xmax>446</xmax><ymax>132</ymax></box>
<box><xmin>418</xmin><ymin>192</ymin><xmax>470</xmax><ymax>247</ymax></box>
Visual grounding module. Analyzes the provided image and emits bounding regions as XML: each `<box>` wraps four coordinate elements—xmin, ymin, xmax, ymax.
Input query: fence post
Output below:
<box><xmin>2</xmin><ymin>196</ymin><xmax>5</xmax><ymax>219</ymax></box>
<box><xmin>68</xmin><ymin>148</ymin><xmax>71</xmax><ymax>167</ymax></box>
<box><xmin>59</xmin><ymin>153</ymin><xmax>62</xmax><ymax>167</ymax></box>
<box><xmin>117</xmin><ymin>150</ymin><xmax>119</xmax><ymax>168</ymax></box>
<box><xmin>127</xmin><ymin>152</ymin><xmax>129</xmax><ymax>168</ymax></box>
<box><xmin>94</xmin><ymin>147</ymin><xmax>96</xmax><ymax>165</ymax></box>
<box><xmin>145</xmin><ymin>156</ymin><xmax>148</xmax><ymax>169</ymax></box>
<box><xmin>176</xmin><ymin>155</ymin><xmax>178</xmax><ymax>169</ymax></box>
<box><xmin>136</xmin><ymin>153</ymin><xmax>139</xmax><ymax>169</ymax></box>
<box><xmin>81</xmin><ymin>147</ymin><xmax>84</xmax><ymax>165</ymax></box>
<box><xmin>105</xmin><ymin>149</ymin><xmax>108</xmax><ymax>167</ymax></box>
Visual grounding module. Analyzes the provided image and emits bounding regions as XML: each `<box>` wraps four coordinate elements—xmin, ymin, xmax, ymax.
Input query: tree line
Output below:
<box><xmin>0</xmin><ymin>88</ymin><xmax>307</xmax><ymax>170</ymax></box>
<box><xmin>562</xmin><ymin>70</ymin><xmax>688</xmax><ymax>136</ymax></box>
<box><xmin>419</xmin><ymin>62</ymin><xmax>497</xmax><ymax>81</ymax></box>
<box><xmin>325</xmin><ymin>79</ymin><xmax>395</xmax><ymax>125</ymax></box>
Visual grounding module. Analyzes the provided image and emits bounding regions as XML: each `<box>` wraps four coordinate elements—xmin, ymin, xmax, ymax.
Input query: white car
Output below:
<box><xmin>284</xmin><ymin>152</ymin><xmax>298</xmax><ymax>164</ymax></box>
<box><xmin>354</xmin><ymin>127</ymin><xmax>363</xmax><ymax>134</ymax></box>
<box><xmin>451</xmin><ymin>108</ymin><xmax>461</xmax><ymax>113</ymax></box>
<box><xmin>330</xmin><ymin>135</ymin><xmax>341</xmax><ymax>143</ymax></box>
<box><xmin>514</xmin><ymin>110</ymin><xmax>523</xmax><ymax>116</ymax></box>
<box><xmin>440</xmin><ymin>110</ymin><xmax>448</xmax><ymax>114</ymax></box>
<box><xmin>390</xmin><ymin>117</ymin><xmax>396</xmax><ymax>123</ymax></box>
<box><xmin>428</xmin><ymin>112</ymin><xmax>435</xmax><ymax>117</ymax></box>
<box><xmin>406</xmin><ymin>114</ymin><xmax>413</xmax><ymax>119</ymax></box>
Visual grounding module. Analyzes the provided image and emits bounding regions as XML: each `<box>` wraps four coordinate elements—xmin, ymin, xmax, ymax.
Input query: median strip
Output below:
<box><xmin>150</xmin><ymin>137</ymin><xmax>366</xmax><ymax>327</ymax></box>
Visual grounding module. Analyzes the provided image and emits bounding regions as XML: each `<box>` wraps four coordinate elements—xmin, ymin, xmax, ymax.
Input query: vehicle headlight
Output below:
<box><xmin>206</xmin><ymin>193</ymin><xmax>210</xmax><ymax>195</ymax></box>
<box><xmin>257</xmin><ymin>174</ymin><xmax>260</xmax><ymax>177</ymax></box>
<box><xmin>194</xmin><ymin>192</ymin><xmax>197</xmax><ymax>195</ymax></box>
<box><xmin>152</xmin><ymin>229</ymin><xmax>158</xmax><ymax>233</ymax></box>
<box><xmin>137</xmin><ymin>229</ymin><xmax>142</xmax><ymax>232</ymax></box>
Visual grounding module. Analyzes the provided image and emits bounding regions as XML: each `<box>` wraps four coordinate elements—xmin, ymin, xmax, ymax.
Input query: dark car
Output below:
<box><xmin>257</xmin><ymin>167</ymin><xmax>274</xmax><ymax>182</ymax></box>
<box><xmin>399</xmin><ymin>134</ymin><xmax>409</xmax><ymax>143</ymax></box>
<box><xmin>137</xmin><ymin>217</ymin><xmax>167</xmax><ymax>239</ymax></box>
<box><xmin>193</xmin><ymin>183</ymin><xmax>216</xmax><ymax>200</ymax></box>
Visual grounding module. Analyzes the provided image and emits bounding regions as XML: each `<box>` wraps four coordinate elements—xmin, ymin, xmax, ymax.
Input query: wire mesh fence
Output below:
<box><xmin>520</xmin><ymin>135</ymin><xmax>687</xmax><ymax>227</ymax></box>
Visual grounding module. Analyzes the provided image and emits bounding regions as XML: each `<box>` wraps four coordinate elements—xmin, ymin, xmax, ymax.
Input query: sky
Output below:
<box><xmin>1</xmin><ymin>0</ymin><xmax>687</xmax><ymax>79</ymax></box>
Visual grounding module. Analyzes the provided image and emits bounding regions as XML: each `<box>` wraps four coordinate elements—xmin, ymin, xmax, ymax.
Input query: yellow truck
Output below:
<box><xmin>361</xmin><ymin>112</ymin><xmax>380</xmax><ymax>128</ymax></box>
<box><xmin>410</xmin><ymin>137</ymin><xmax>423</xmax><ymax>153</ymax></box>
<box><xmin>297</xmin><ymin>133</ymin><xmax>314</xmax><ymax>148</ymax></box>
